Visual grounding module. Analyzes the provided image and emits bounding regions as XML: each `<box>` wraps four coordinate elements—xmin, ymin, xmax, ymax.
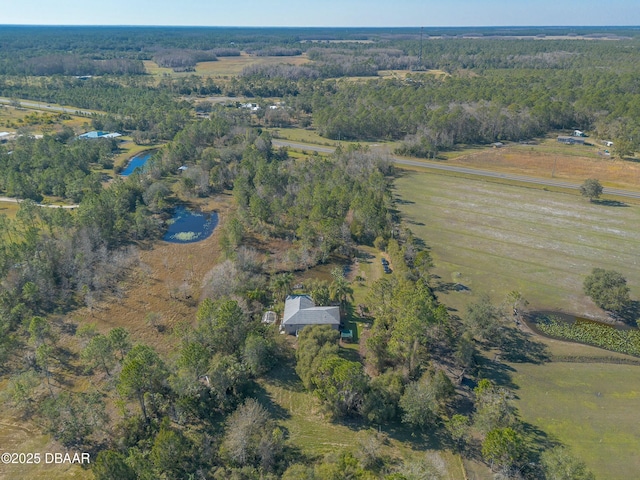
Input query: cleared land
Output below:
<box><xmin>394</xmin><ymin>170</ymin><xmax>640</xmax><ymax>319</ymax></box>
<box><xmin>395</xmin><ymin>169</ymin><xmax>640</xmax><ymax>478</ymax></box>
<box><xmin>510</xmin><ymin>361</ymin><xmax>640</xmax><ymax>480</ymax></box>
<box><xmin>144</xmin><ymin>53</ymin><xmax>311</xmax><ymax>78</ymax></box>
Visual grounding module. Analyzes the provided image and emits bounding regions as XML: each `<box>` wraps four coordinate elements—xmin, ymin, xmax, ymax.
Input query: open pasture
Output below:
<box><xmin>443</xmin><ymin>142</ymin><xmax>640</xmax><ymax>189</ymax></box>
<box><xmin>145</xmin><ymin>53</ymin><xmax>311</xmax><ymax>77</ymax></box>
<box><xmin>510</xmin><ymin>361</ymin><xmax>640</xmax><ymax>480</ymax></box>
<box><xmin>394</xmin><ymin>170</ymin><xmax>640</xmax><ymax>319</ymax></box>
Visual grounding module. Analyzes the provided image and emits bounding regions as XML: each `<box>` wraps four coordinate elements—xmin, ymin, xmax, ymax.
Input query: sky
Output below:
<box><xmin>1</xmin><ymin>0</ymin><xmax>639</xmax><ymax>27</ymax></box>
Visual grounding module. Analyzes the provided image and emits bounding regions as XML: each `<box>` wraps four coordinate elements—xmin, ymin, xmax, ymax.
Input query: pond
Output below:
<box><xmin>121</xmin><ymin>151</ymin><xmax>154</xmax><ymax>176</ymax></box>
<box><xmin>525</xmin><ymin>311</ymin><xmax>634</xmax><ymax>333</ymax></box>
<box><xmin>163</xmin><ymin>206</ymin><xmax>219</xmax><ymax>244</ymax></box>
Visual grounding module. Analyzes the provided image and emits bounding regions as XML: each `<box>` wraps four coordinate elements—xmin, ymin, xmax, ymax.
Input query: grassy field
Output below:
<box><xmin>0</xmin><ymin>412</ymin><xmax>91</xmax><ymax>480</ymax></box>
<box><xmin>395</xmin><ymin>168</ymin><xmax>640</xmax><ymax>478</ymax></box>
<box><xmin>270</xmin><ymin>126</ymin><xmax>401</xmax><ymax>152</ymax></box>
<box><xmin>394</xmin><ymin>170</ymin><xmax>640</xmax><ymax>319</ymax></box>
<box><xmin>144</xmin><ymin>53</ymin><xmax>312</xmax><ymax>78</ymax></box>
<box><xmin>258</xmin><ymin>364</ymin><xmax>465</xmax><ymax>479</ymax></box>
<box><xmin>439</xmin><ymin>141</ymin><xmax>640</xmax><ymax>189</ymax></box>
<box><xmin>510</xmin><ymin>361</ymin><xmax>640</xmax><ymax>480</ymax></box>
<box><xmin>0</xmin><ymin>201</ymin><xmax>20</xmax><ymax>220</ymax></box>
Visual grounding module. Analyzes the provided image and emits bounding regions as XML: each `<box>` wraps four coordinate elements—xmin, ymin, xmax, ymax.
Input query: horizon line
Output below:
<box><xmin>1</xmin><ymin>24</ymin><xmax>639</xmax><ymax>29</ymax></box>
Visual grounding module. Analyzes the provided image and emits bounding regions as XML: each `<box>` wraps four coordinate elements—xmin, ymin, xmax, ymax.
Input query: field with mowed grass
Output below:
<box><xmin>509</xmin><ymin>361</ymin><xmax>640</xmax><ymax>480</ymax></box>
<box><xmin>394</xmin><ymin>170</ymin><xmax>640</xmax><ymax>319</ymax></box>
<box><xmin>395</xmin><ymin>169</ymin><xmax>640</xmax><ymax>478</ymax></box>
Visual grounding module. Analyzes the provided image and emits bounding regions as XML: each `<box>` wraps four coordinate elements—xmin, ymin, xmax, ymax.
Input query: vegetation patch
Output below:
<box><xmin>534</xmin><ymin>313</ymin><xmax>640</xmax><ymax>356</ymax></box>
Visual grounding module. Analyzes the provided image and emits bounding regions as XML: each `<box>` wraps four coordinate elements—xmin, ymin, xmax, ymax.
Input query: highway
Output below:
<box><xmin>273</xmin><ymin>140</ymin><xmax>640</xmax><ymax>200</ymax></box>
<box><xmin>0</xmin><ymin>97</ymin><xmax>95</xmax><ymax>116</ymax></box>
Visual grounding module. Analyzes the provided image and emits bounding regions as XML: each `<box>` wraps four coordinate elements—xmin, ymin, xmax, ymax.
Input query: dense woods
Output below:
<box><xmin>0</xmin><ymin>25</ymin><xmax>632</xmax><ymax>479</ymax></box>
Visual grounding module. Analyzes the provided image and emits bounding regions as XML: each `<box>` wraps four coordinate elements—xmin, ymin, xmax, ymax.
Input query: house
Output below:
<box><xmin>280</xmin><ymin>294</ymin><xmax>340</xmax><ymax>335</ymax></box>
<box><xmin>573</xmin><ymin>130</ymin><xmax>586</xmax><ymax>137</ymax></box>
<box><xmin>557</xmin><ymin>136</ymin><xmax>585</xmax><ymax>145</ymax></box>
<box><xmin>78</xmin><ymin>131</ymin><xmax>122</xmax><ymax>140</ymax></box>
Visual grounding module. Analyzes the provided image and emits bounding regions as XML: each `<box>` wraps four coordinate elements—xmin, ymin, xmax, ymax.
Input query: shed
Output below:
<box><xmin>262</xmin><ymin>311</ymin><xmax>277</xmax><ymax>324</ymax></box>
<box><xmin>281</xmin><ymin>295</ymin><xmax>340</xmax><ymax>335</ymax></box>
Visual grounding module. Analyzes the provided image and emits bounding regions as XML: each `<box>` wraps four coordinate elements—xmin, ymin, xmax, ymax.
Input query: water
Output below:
<box><xmin>121</xmin><ymin>151</ymin><xmax>153</xmax><ymax>176</ymax></box>
<box><xmin>525</xmin><ymin>310</ymin><xmax>634</xmax><ymax>333</ymax></box>
<box><xmin>163</xmin><ymin>206</ymin><xmax>219</xmax><ymax>244</ymax></box>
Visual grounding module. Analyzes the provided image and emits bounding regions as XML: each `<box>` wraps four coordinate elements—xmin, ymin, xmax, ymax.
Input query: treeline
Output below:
<box><xmin>152</xmin><ymin>49</ymin><xmax>220</xmax><ymax>71</ymax></box>
<box><xmin>0</xmin><ymin>132</ymin><xmax>116</xmax><ymax>201</ymax></box>
<box><xmin>302</xmin><ymin>68</ymin><xmax>640</xmax><ymax>153</ymax></box>
<box><xmin>8</xmin><ymin>55</ymin><xmax>145</xmax><ymax>76</ymax></box>
<box><xmin>231</xmin><ymin>142</ymin><xmax>394</xmax><ymax>268</ymax></box>
<box><xmin>0</xmin><ymin>77</ymin><xmax>193</xmax><ymax>141</ymax></box>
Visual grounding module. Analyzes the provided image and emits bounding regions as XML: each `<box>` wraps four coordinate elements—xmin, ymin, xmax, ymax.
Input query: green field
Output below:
<box><xmin>394</xmin><ymin>170</ymin><xmax>640</xmax><ymax>319</ymax></box>
<box><xmin>395</xmin><ymin>169</ymin><xmax>640</xmax><ymax>478</ymax></box>
<box><xmin>510</xmin><ymin>361</ymin><xmax>640</xmax><ymax>480</ymax></box>
<box><xmin>258</xmin><ymin>365</ymin><xmax>465</xmax><ymax>479</ymax></box>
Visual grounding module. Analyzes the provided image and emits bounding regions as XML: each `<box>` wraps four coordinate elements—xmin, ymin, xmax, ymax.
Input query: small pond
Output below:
<box><xmin>525</xmin><ymin>311</ymin><xmax>634</xmax><ymax>334</ymax></box>
<box><xmin>163</xmin><ymin>206</ymin><xmax>219</xmax><ymax>244</ymax></box>
<box><xmin>121</xmin><ymin>151</ymin><xmax>154</xmax><ymax>177</ymax></box>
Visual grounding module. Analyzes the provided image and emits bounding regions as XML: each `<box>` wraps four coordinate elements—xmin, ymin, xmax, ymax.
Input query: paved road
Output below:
<box><xmin>0</xmin><ymin>196</ymin><xmax>78</xmax><ymax>209</ymax></box>
<box><xmin>273</xmin><ymin>140</ymin><xmax>640</xmax><ymax>200</ymax></box>
<box><xmin>0</xmin><ymin>97</ymin><xmax>94</xmax><ymax>116</ymax></box>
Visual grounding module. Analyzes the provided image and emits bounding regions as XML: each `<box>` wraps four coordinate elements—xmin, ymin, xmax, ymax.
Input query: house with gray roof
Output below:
<box><xmin>281</xmin><ymin>295</ymin><xmax>340</xmax><ymax>335</ymax></box>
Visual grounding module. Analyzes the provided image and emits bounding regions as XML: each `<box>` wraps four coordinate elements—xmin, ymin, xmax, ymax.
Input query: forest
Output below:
<box><xmin>2</xmin><ymin>25</ymin><xmax>638</xmax><ymax>479</ymax></box>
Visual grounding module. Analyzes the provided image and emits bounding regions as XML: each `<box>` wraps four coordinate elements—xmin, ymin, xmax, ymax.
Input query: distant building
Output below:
<box><xmin>280</xmin><ymin>295</ymin><xmax>340</xmax><ymax>335</ymax></box>
<box><xmin>573</xmin><ymin>130</ymin><xmax>587</xmax><ymax>137</ymax></box>
<box><xmin>558</xmin><ymin>136</ymin><xmax>585</xmax><ymax>145</ymax></box>
<box><xmin>78</xmin><ymin>131</ymin><xmax>122</xmax><ymax>140</ymax></box>
<box><xmin>492</xmin><ymin>142</ymin><xmax>504</xmax><ymax>148</ymax></box>
<box><xmin>240</xmin><ymin>103</ymin><xmax>260</xmax><ymax>111</ymax></box>
<box><xmin>604</xmin><ymin>140</ymin><xmax>614</xmax><ymax>147</ymax></box>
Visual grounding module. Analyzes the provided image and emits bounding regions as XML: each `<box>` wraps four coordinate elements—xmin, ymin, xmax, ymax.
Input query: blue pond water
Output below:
<box><xmin>121</xmin><ymin>151</ymin><xmax>153</xmax><ymax>176</ymax></box>
<box><xmin>163</xmin><ymin>206</ymin><xmax>219</xmax><ymax>244</ymax></box>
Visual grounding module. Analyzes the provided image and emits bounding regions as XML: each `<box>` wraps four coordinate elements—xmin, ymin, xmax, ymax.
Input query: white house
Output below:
<box><xmin>281</xmin><ymin>295</ymin><xmax>340</xmax><ymax>335</ymax></box>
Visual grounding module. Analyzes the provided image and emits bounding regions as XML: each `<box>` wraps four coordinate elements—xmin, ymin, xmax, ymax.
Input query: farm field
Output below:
<box><xmin>144</xmin><ymin>53</ymin><xmax>312</xmax><ymax>78</ymax></box>
<box><xmin>509</xmin><ymin>360</ymin><xmax>640</xmax><ymax>480</ymax></box>
<box><xmin>440</xmin><ymin>141</ymin><xmax>640</xmax><ymax>190</ymax></box>
<box><xmin>394</xmin><ymin>170</ymin><xmax>640</xmax><ymax>319</ymax></box>
<box><xmin>395</xmin><ymin>169</ymin><xmax>640</xmax><ymax>478</ymax></box>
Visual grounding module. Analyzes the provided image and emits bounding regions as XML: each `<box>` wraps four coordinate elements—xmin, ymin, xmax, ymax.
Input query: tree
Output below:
<box><xmin>243</xmin><ymin>333</ymin><xmax>276</xmax><ymax>376</ymax></box>
<box><xmin>473</xmin><ymin>379</ymin><xmax>517</xmax><ymax>434</ymax></box>
<box><xmin>221</xmin><ymin>398</ymin><xmax>283</xmax><ymax>471</ymax></box>
<box><xmin>295</xmin><ymin>324</ymin><xmax>340</xmax><ymax>390</ymax></box>
<box><xmin>579</xmin><ymin>178</ymin><xmax>603</xmax><ymax>202</ymax></box>
<box><xmin>196</xmin><ymin>297</ymin><xmax>251</xmax><ymax>355</ymax></box>
<box><xmin>540</xmin><ymin>446</ymin><xmax>595</xmax><ymax>480</ymax></box>
<box><xmin>464</xmin><ymin>295</ymin><xmax>503</xmax><ymax>343</ymax></box>
<box><xmin>446</xmin><ymin>414</ymin><xmax>470</xmax><ymax>452</ymax></box>
<box><xmin>117</xmin><ymin>344</ymin><xmax>168</xmax><ymax>420</ymax></box>
<box><xmin>150</xmin><ymin>419</ymin><xmax>193</xmax><ymax>479</ymax></box>
<box><xmin>108</xmin><ymin>327</ymin><xmax>131</xmax><ymax>361</ymax></box>
<box><xmin>481</xmin><ymin>427</ymin><xmax>526</xmax><ymax>471</ymax></box>
<box><xmin>583</xmin><ymin>267</ymin><xmax>631</xmax><ymax>314</ymax></box>
<box><xmin>93</xmin><ymin>451</ymin><xmax>136</xmax><ymax>480</ymax></box>
<box><xmin>313</xmin><ymin>355</ymin><xmax>369</xmax><ymax>418</ymax></box>
<box><xmin>270</xmin><ymin>273</ymin><xmax>294</xmax><ymax>303</ymax></box>
<box><xmin>81</xmin><ymin>334</ymin><xmax>115</xmax><ymax>376</ymax></box>
<box><xmin>400</xmin><ymin>370</ymin><xmax>455</xmax><ymax>430</ymax></box>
